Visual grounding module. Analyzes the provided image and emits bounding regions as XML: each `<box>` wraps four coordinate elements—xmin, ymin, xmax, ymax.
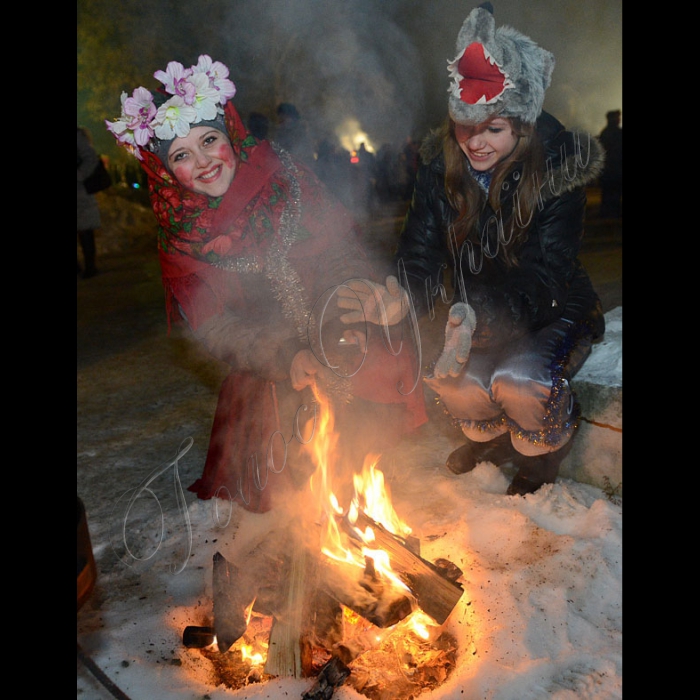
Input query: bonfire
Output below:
<box><xmin>182</xmin><ymin>382</ymin><xmax>466</xmax><ymax>699</ymax></box>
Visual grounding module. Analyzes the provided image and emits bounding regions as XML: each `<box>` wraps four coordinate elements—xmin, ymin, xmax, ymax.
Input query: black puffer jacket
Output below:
<box><xmin>394</xmin><ymin>112</ymin><xmax>606</xmax><ymax>350</ymax></box>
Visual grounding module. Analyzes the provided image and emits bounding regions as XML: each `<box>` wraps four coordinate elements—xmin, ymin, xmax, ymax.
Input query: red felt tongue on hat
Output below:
<box><xmin>457</xmin><ymin>42</ymin><xmax>508</xmax><ymax>104</ymax></box>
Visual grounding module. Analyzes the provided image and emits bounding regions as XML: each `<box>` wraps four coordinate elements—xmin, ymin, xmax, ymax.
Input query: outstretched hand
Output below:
<box><xmin>432</xmin><ymin>302</ymin><xmax>477</xmax><ymax>379</ymax></box>
<box><xmin>290</xmin><ymin>349</ymin><xmax>322</xmax><ymax>391</ymax></box>
<box><xmin>336</xmin><ymin>275</ymin><xmax>409</xmax><ymax>326</ymax></box>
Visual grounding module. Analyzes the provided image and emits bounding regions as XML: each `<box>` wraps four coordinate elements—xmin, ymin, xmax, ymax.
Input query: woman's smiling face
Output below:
<box><xmin>167</xmin><ymin>126</ymin><xmax>237</xmax><ymax>196</ymax></box>
<box><xmin>455</xmin><ymin>117</ymin><xmax>518</xmax><ymax>172</ymax></box>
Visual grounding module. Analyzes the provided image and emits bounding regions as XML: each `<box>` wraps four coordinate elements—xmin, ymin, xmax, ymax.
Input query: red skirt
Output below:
<box><xmin>188</xmin><ymin>330</ymin><xmax>428</xmax><ymax>513</ymax></box>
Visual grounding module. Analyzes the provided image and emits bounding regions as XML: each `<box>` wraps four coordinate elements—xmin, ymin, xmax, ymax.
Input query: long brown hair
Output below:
<box><xmin>442</xmin><ymin>116</ymin><xmax>545</xmax><ymax>267</ymax></box>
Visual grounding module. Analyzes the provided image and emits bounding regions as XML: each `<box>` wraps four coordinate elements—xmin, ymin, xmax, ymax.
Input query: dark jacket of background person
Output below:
<box><xmin>77</xmin><ymin>127</ymin><xmax>102</xmax><ymax>277</ymax></box>
<box><xmin>598</xmin><ymin>110</ymin><xmax>622</xmax><ymax>217</ymax></box>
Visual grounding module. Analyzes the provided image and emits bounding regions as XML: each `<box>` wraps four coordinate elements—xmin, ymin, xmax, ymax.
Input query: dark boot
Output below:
<box><xmin>78</xmin><ymin>230</ymin><xmax>98</xmax><ymax>278</ymax></box>
<box><xmin>506</xmin><ymin>433</ymin><xmax>576</xmax><ymax>496</ymax></box>
<box><xmin>446</xmin><ymin>432</ymin><xmax>516</xmax><ymax>474</ymax></box>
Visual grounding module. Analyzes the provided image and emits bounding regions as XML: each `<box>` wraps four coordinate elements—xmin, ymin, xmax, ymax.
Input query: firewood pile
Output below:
<box><xmin>182</xmin><ymin>511</ymin><xmax>464</xmax><ymax>699</ymax></box>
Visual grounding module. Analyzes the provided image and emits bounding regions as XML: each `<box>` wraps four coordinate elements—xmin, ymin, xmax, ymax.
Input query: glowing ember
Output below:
<box><xmin>240</xmin><ymin>642</ymin><xmax>265</xmax><ymax>666</ymax></box>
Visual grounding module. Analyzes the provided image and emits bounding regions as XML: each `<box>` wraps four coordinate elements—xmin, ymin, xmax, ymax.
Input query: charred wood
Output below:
<box><xmin>183</xmin><ymin>625</ymin><xmax>215</xmax><ymax>649</ymax></box>
<box><xmin>301</xmin><ymin>656</ymin><xmax>351</xmax><ymax>700</ymax></box>
<box><xmin>212</xmin><ymin>552</ymin><xmax>251</xmax><ymax>653</ymax></box>
<box><xmin>319</xmin><ymin>555</ymin><xmax>415</xmax><ymax>628</ymax></box>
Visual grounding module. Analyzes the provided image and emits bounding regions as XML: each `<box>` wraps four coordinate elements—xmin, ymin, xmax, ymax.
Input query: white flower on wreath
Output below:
<box><xmin>192</xmin><ymin>55</ymin><xmax>236</xmax><ymax>103</ymax></box>
<box><xmin>188</xmin><ymin>72</ymin><xmax>221</xmax><ymax>122</ymax></box>
<box><xmin>152</xmin><ymin>95</ymin><xmax>198</xmax><ymax>140</ymax></box>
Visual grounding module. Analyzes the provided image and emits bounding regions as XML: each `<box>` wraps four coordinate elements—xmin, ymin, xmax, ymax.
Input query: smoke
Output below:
<box><xmin>214</xmin><ymin>0</ymin><xmax>613</xmax><ymax>146</ymax></box>
<box><xmin>81</xmin><ymin>0</ymin><xmax>621</xmax><ymax>159</ymax></box>
<box><xmin>211</xmin><ymin>0</ymin><xmax>426</xmax><ymax>149</ymax></box>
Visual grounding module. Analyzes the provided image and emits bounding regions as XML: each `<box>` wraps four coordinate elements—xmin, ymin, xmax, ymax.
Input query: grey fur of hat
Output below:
<box><xmin>148</xmin><ymin>110</ymin><xmax>228</xmax><ymax>165</ymax></box>
<box><xmin>447</xmin><ymin>2</ymin><xmax>555</xmax><ymax>125</ymax></box>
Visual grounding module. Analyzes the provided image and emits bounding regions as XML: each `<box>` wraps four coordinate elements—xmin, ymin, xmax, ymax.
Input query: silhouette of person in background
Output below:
<box><xmin>247</xmin><ymin>111</ymin><xmax>269</xmax><ymax>141</ymax></box>
<box><xmin>598</xmin><ymin>109</ymin><xmax>622</xmax><ymax>218</ymax></box>
<box><xmin>400</xmin><ymin>136</ymin><xmax>420</xmax><ymax>200</ymax></box>
<box><xmin>354</xmin><ymin>142</ymin><xmax>377</xmax><ymax>216</ymax></box>
<box><xmin>274</xmin><ymin>102</ymin><xmax>315</xmax><ymax>165</ymax></box>
<box><xmin>374</xmin><ymin>143</ymin><xmax>405</xmax><ymax>203</ymax></box>
<box><xmin>314</xmin><ymin>136</ymin><xmax>354</xmax><ymax>209</ymax></box>
<box><xmin>77</xmin><ymin>126</ymin><xmax>101</xmax><ymax>279</ymax></box>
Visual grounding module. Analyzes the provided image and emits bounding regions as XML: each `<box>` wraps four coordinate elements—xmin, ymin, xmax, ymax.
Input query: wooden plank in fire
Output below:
<box><xmin>264</xmin><ymin>531</ymin><xmax>309</xmax><ymax>678</ymax></box>
<box><xmin>340</xmin><ymin>511</ymin><xmax>464</xmax><ymax>625</ymax></box>
<box><xmin>212</xmin><ymin>551</ymin><xmax>252</xmax><ymax>653</ymax></box>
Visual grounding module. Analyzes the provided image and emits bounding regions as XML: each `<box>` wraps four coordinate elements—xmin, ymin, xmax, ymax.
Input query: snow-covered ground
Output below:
<box><xmin>77</xmin><ymin>189</ymin><xmax>621</xmax><ymax>699</ymax></box>
<box><xmin>77</xmin><ymin>423</ymin><xmax>622</xmax><ymax>699</ymax></box>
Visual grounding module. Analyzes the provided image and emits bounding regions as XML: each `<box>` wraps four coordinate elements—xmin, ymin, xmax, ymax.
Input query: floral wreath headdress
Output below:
<box><xmin>105</xmin><ymin>55</ymin><xmax>236</xmax><ymax>160</ymax></box>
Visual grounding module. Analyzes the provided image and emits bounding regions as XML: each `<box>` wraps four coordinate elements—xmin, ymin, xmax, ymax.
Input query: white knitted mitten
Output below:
<box><xmin>433</xmin><ymin>302</ymin><xmax>477</xmax><ymax>378</ymax></box>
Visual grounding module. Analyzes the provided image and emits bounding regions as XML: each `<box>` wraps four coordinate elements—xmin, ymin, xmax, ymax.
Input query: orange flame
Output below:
<box><xmin>305</xmin><ymin>382</ymin><xmax>412</xmax><ymax>594</ymax></box>
<box><xmin>240</xmin><ymin>642</ymin><xmax>265</xmax><ymax>666</ymax></box>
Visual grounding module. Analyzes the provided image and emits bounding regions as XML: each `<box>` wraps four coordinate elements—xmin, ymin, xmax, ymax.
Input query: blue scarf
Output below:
<box><xmin>466</xmin><ymin>161</ymin><xmax>492</xmax><ymax>194</ymax></box>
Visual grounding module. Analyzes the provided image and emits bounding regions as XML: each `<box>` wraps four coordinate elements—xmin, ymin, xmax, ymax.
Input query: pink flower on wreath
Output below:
<box><xmin>122</xmin><ymin>87</ymin><xmax>158</xmax><ymax>145</ymax></box>
<box><xmin>154</xmin><ymin>61</ymin><xmax>196</xmax><ymax>105</ymax></box>
<box><xmin>105</xmin><ymin>87</ymin><xmax>157</xmax><ymax>158</ymax></box>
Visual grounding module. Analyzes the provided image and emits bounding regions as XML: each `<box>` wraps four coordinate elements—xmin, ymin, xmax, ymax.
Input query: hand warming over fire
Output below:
<box><xmin>337</xmin><ymin>275</ymin><xmax>409</xmax><ymax>327</ymax></box>
<box><xmin>432</xmin><ymin>302</ymin><xmax>476</xmax><ymax>379</ymax></box>
<box><xmin>291</xmin><ymin>329</ymin><xmax>368</xmax><ymax>390</ymax></box>
<box><xmin>290</xmin><ymin>349</ymin><xmax>323</xmax><ymax>390</ymax></box>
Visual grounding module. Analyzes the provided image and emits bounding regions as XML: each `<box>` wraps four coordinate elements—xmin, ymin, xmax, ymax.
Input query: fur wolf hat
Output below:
<box><xmin>447</xmin><ymin>2</ymin><xmax>555</xmax><ymax>125</ymax></box>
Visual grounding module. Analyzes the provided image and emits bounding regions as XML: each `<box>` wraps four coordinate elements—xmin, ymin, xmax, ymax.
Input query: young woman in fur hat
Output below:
<box><xmin>338</xmin><ymin>3</ymin><xmax>605</xmax><ymax>495</ymax></box>
<box><xmin>105</xmin><ymin>56</ymin><xmax>427</xmax><ymax>513</ymax></box>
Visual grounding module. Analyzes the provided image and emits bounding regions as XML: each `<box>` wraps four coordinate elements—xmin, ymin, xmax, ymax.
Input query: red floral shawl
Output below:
<box><xmin>137</xmin><ymin>101</ymin><xmax>360</xmax><ymax>332</ymax></box>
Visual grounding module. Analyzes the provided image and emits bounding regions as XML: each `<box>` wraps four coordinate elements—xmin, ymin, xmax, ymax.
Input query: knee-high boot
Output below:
<box><xmin>506</xmin><ymin>429</ymin><xmax>577</xmax><ymax>496</ymax></box>
<box><xmin>78</xmin><ymin>230</ymin><xmax>97</xmax><ymax>278</ymax></box>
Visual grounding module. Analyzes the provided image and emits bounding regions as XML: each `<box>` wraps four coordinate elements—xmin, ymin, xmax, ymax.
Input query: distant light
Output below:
<box><xmin>350</xmin><ymin>150</ymin><xmax>359</xmax><ymax>164</ymax></box>
<box><xmin>132</xmin><ymin>183</ymin><xmax>140</xmax><ymax>189</ymax></box>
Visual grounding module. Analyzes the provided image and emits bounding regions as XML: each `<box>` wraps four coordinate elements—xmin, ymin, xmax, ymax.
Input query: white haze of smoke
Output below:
<box><xmin>83</xmin><ymin>0</ymin><xmax>621</xmax><ymax>158</ymax></box>
<box><xmin>227</xmin><ymin>0</ymin><xmax>621</xmax><ymax>141</ymax></box>
<box><xmin>215</xmin><ymin>0</ymin><xmax>426</xmax><ymax>149</ymax></box>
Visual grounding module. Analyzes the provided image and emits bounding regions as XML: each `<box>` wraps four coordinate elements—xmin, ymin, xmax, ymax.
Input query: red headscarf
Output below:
<box><xmin>137</xmin><ymin>101</ymin><xmax>360</xmax><ymax>331</ymax></box>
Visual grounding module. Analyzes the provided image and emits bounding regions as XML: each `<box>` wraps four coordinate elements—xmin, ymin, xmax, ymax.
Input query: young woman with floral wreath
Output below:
<box><xmin>106</xmin><ymin>56</ymin><xmax>426</xmax><ymax>513</ymax></box>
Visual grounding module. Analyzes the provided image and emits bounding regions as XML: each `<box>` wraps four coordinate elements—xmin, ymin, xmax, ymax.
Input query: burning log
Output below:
<box><xmin>264</xmin><ymin>532</ymin><xmax>347</xmax><ymax>678</ymax></box>
<box><xmin>212</xmin><ymin>552</ymin><xmax>252</xmax><ymax>653</ymax></box>
<box><xmin>341</xmin><ymin>511</ymin><xmax>464</xmax><ymax>625</ymax></box>
<box><xmin>319</xmin><ymin>554</ymin><xmax>415</xmax><ymax>629</ymax></box>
